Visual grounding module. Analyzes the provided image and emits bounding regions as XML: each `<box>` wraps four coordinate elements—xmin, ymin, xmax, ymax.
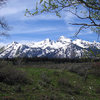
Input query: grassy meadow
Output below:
<box><xmin>0</xmin><ymin>58</ymin><xmax>100</xmax><ymax>100</ymax></box>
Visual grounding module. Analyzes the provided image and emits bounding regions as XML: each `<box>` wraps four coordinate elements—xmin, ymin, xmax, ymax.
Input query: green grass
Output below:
<box><xmin>0</xmin><ymin>63</ymin><xmax>100</xmax><ymax>100</ymax></box>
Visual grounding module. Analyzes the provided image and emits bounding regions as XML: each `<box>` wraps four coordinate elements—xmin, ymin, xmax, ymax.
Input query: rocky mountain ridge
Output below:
<box><xmin>0</xmin><ymin>36</ymin><xmax>100</xmax><ymax>58</ymax></box>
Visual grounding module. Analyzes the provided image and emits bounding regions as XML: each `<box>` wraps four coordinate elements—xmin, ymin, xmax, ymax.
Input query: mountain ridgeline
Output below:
<box><xmin>0</xmin><ymin>36</ymin><xmax>100</xmax><ymax>59</ymax></box>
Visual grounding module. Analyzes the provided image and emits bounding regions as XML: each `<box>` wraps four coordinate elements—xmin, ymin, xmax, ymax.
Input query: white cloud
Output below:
<box><xmin>0</xmin><ymin>7</ymin><xmax>25</xmax><ymax>16</ymax></box>
<box><xmin>67</xmin><ymin>26</ymin><xmax>76</xmax><ymax>31</ymax></box>
<box><xmin>79</xmin><ymin>30</ymin><xmax>93</xmax><ymax>36</ymax></box>
<box><xmin>63</xmin><ymin>12</ymin><xmax>75</xmax><ymax>24</ymax></box>
<box><xmin>10</xmin><ymin>27</ymin><xmax>57</xmax><ymax>34</ymax></box>
<box><xmin>0</xmin><ymin>0</ymin><xmax>61</xmax><ymax>22</ymax></box>
<box><xmin>0</xmin><ymin>0</ymin><xmax>34</xmax><ymax>16</ymax></box>
<box><xmin>0</xmin><ymin>0</ymin><xmax>61</xmax><ymax>36</ymax></box>
<box><xmin>20</xmin><ymin>14</ymin><xmax>61</xmax><ymax>21</ymax></box>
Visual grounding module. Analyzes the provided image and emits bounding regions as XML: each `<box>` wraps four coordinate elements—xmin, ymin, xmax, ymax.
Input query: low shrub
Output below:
<box><xmin>95</xmin><ymin>87</ymin><xmax>100</xmax><ymax>94</ymax></box>
<box><xmin>91</xmin><ymin>62</ymin><xmax>100</xmax><ymax>77</ymax></box>
<box><xmin>41</xmin><ymin>72</ymin><xmax>51</xmax><ymax>84</ymax></box>
<box><xmin>0</xmin><ymin>60</ymin><xmax>13</xmax><ymax>68</ymax></box>
<box><xmin>58</xmin><ymin>77</ymin><xmax>72</xmax><ymax>88</ymax></box>
<box><xmin>40</xmin><ymin>94</ymin><xmax>65</xmax><ymax>100</ymax></box>
<box><xmin>0</xmin><ymin>66</ymin><xmax>32</xmax><ymax>85</ymax></box>
<box><xmin>2</xmin><ymin>96</ymin><xmax>15</xmax><ymax>100</ymax></box>
<box><xmin>53</xmin><ymin>71</ymin><xmax>60</xmax><ymax>77</ymax></box>
<box><xmin>58</xmin><ymin>77</ymin><xmax>81</xmax><ymax>95</ymax></box>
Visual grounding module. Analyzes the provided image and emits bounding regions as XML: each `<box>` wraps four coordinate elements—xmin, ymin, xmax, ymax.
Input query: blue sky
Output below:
<box><xmin>0</xmin><ymin>0</ymin><xmax>99</xmax><ymax>44</ymax></box>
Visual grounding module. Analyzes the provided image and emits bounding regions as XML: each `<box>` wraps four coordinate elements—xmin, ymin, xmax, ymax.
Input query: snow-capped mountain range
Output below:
<box><xmin>0</xmin><ymin>36</ymin><xmax>100</xmax><ymax>58</ymax></box>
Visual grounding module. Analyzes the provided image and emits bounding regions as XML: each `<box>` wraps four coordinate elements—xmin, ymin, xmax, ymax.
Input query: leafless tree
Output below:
<box><xmin>0</xmin><ymin>0</ymin><xmax>9</xmax><ymax>37</ymax></box>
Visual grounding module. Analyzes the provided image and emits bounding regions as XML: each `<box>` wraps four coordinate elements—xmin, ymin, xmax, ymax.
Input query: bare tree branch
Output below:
<box><xmin>0</xmin><ymin>17</ymin><xmax>9</xmax><ymax>30</ymax></box>
<box><xmin>70</xmin><ymin>23</ymin><xmax>100</xmax><ymax>27</ymax></box>
<box><xmin>0</xmin><ymin>32</ymin><xmax>9</xmax><ymax>37</ymax></box>
<box><xmin>0</xmin><ymin>0</ymin><xmax>10</xmax><ymax>37</ymax></box>
<box><xmin>74</xmin><ymin>25</ymin><xmax>90</xmax><ymax>36</ymax></box>
<box><xmin>64</xmin><ymin>10</ymin><xmax>89</xmax><ymax>19</ymax></box>
<box><xmin>0</xmin><ymin>0</ymin><xmax>7</xmax><ymax>7</ymax></box>
<box><xmin>78</xmin><ymin>0</ymin><xmax>100</xmax><ymax>10</ymax></box>
<box><xmin>88</xmin><ymin>8</ymin><xmax>96</xmax><ymax>25</ymax></box>
<box><xmin>75</xmin><ymin>26</ymin><xmax>85</xmax><ymax>36</ymax></box>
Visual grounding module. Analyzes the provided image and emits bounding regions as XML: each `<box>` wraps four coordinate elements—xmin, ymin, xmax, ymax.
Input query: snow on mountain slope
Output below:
<box><xmin>0</xmin><ymin>36</ymin><xmax>100</xmax><ymax>58</ymax></box>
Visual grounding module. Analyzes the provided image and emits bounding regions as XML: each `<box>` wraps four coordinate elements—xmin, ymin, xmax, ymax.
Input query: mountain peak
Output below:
<box><xmin>59</xmin><ymin>36</ymin><xmax>66</xmax><ymax>39</ymax></box>
<box><xmin>57</xmin><ymin>36</ymin><xmax>71</xmax><ymax>43</ymax></box>
<box><xmin>43</xmin><ymin>38</ymin><xmax>53</xmax><ymax>45</ymax></box>
<box><xmin>44</xmin><ymin>38</ymin><xmax>51</xmax><ymax>42</ymax></box>
<box><xmin>0</xmin><ymin>36</ymin><xmax>100</xmax><ymax>58</ymax></box>
<box><xmin>12</xmin><ymin>41</ymin><xmax>18</xmax><ymax>44</ymax></box>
